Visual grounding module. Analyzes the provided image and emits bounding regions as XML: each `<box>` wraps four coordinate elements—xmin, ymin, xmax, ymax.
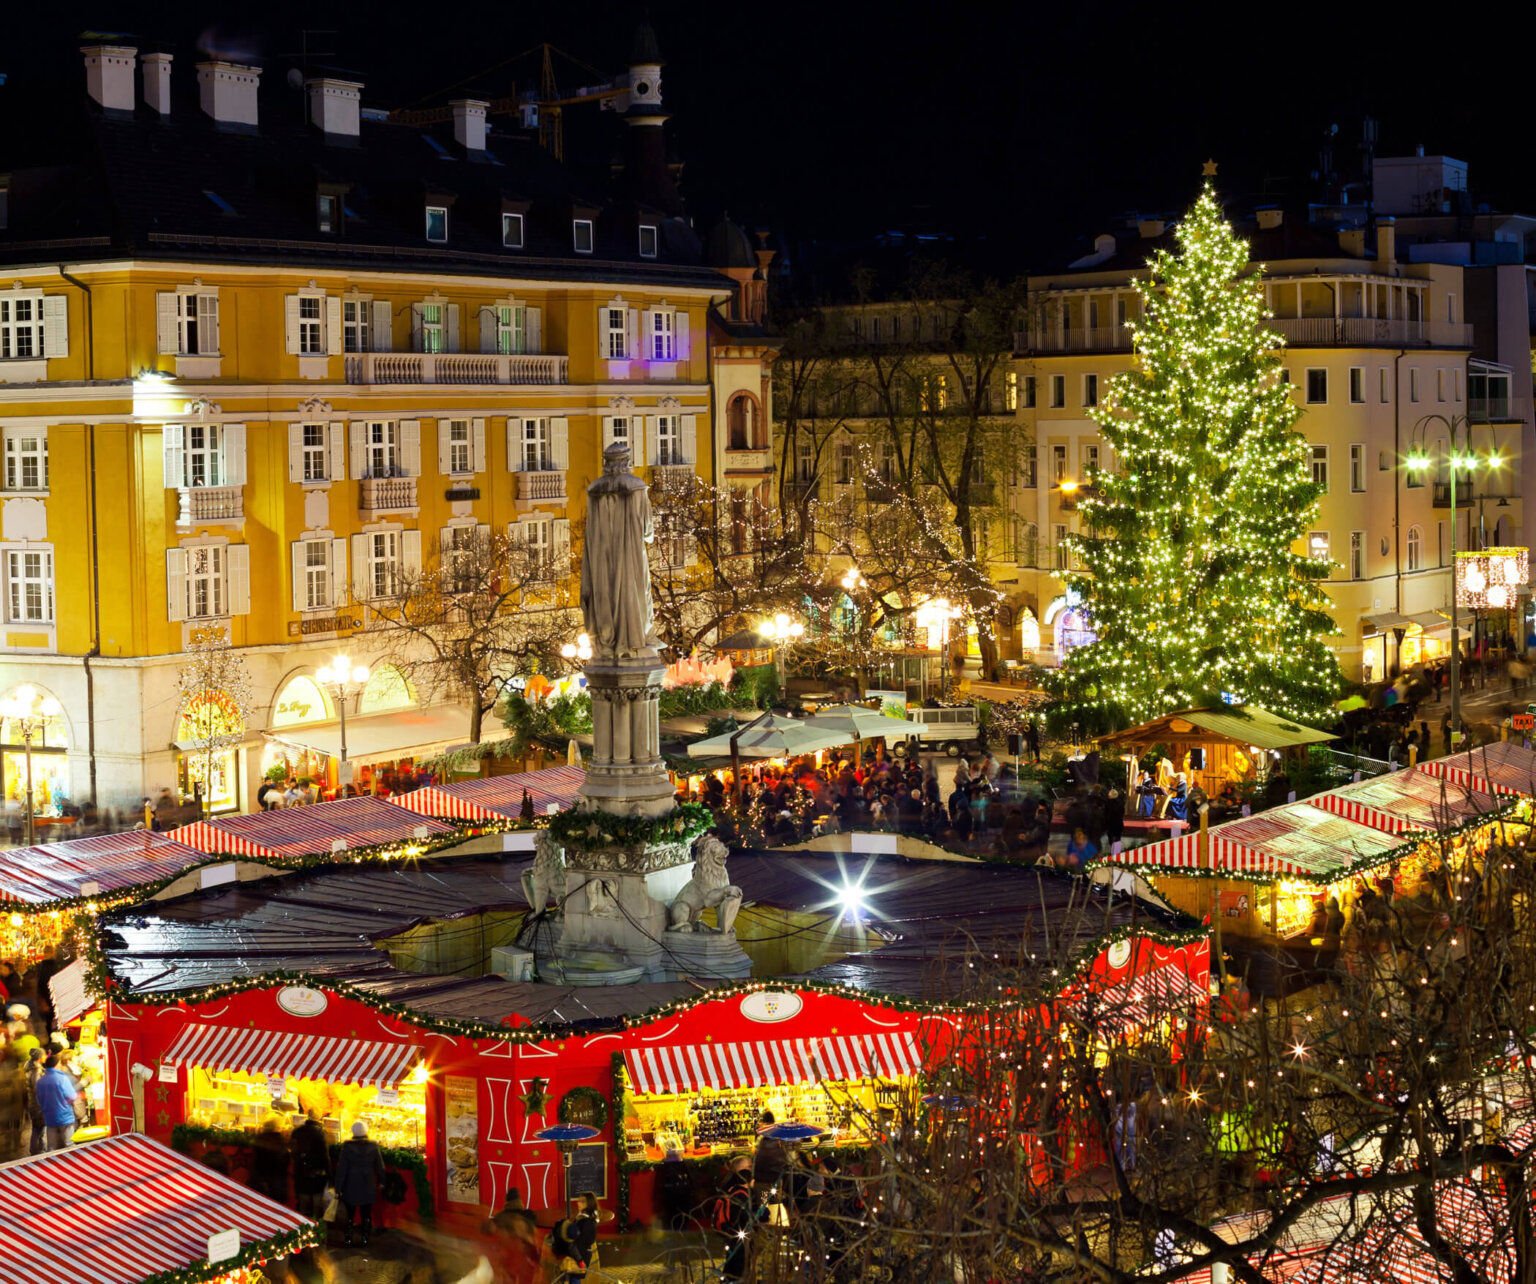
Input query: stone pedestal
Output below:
<box><xmin>578</xmin><ymin>653</ymin><xmax>674</xmax><ymax>818</ymax></box>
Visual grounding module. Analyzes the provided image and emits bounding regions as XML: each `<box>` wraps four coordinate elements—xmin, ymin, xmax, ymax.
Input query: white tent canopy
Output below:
<box><xmin>804</xmin><ymin>704</ymin><xmax>928</xmax><ymax>743</ymax></box>
<box><xmin>686</xmin><ymin>711</ymin><xmax>847</xmax><ymax>760</ymax></box>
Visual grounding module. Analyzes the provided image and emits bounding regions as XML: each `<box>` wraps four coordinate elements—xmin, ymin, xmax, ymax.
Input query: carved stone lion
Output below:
<box><xmin>667</xmin><ymin>833</ymin><xmax>742</xmax><ymax>934</ymax></box>
<box><xmin>521</xmin><ymin>830</ymin><xmax>567</xmax><ymax>914</ymax></box>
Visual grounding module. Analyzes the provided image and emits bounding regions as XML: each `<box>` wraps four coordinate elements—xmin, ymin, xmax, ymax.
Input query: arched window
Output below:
<box><xmin>361</xmin><ymin>664</ymin><xmax>415</xmax><ymax>714</ymax></box>
<box><xmin>1407</xmin><ymin>524</ymin><xmax>1423</xmax><ymax>572</ymax></box>
<box><xmin>727</xmin><ymin>393</ymin><xmax>758</xmax><ymax>450</ymax></box>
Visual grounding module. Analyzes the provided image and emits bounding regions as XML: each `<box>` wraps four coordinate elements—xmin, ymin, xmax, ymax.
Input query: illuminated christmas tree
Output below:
<box><xmin>1061</xmin><ymin>182</ymin><xmax>1339</xmax><ymax>727</ymax></box>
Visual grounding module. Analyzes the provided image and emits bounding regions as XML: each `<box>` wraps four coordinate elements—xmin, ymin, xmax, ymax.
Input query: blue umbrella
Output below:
<box><xmin>922</xmin><ymin>1094</ymin><xmax>972</xmax><ymax>1111</ymax></box>
<box><xmin>535</xmin><ymin>1124</ymin><xmax>602</xmax><ymax>1143</ymax></box>
<box><xmin>761</xmin><ymin>1122</ymin><xmax>823</xmax><ymax>1142</ymax></box>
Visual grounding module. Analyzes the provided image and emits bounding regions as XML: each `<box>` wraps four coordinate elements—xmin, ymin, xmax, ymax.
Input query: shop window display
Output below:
<box><xmin>176</xmin><ymin>692</ymin><xmax>243</xmax><ymax>814</ymax></box>
<box><xmin>1</xmin><ymin>705</ymin><xmax>70</xmax><ymax>821</ymax></box>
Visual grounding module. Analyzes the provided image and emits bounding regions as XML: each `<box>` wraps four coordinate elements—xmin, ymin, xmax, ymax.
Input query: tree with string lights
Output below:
<box><xmin>1060</xmin><ymin>182</ymin><xmax>1340</xmax><ymax>729</ymax></box>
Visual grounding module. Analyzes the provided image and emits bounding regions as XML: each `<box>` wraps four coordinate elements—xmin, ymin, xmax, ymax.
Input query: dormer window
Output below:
<box><xmin>317</xmin><ymin>193</ymin><xmax>338</xmax><ymax>234</ymax></box>
<box><xmin>503</xmin><ymin>212</ymin><xmax>525</xmax><ymax>249</ymax></box>
<box><xmin>638</xmin><ymin>224</ymin><xmax>658</xmax><ymax>258</ymax></box>
<box><xmin>573</xmin><ymin>219</ymin><xmax>594</xmax><ymax>254</ymax></box>
<box><xmin>425</xmin><ymin>205</ymin><xmax>449</xmax><ymax>243</ymax></box>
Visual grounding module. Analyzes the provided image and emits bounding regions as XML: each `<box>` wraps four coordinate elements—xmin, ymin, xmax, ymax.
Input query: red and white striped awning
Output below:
<box><xmin>1418</xmin><ymin>741</ymin><xmax>1536</xmax><ymax>799</ymax></box>
<box><xmin>48</xmin><ymin>958</ymin><xmax>97</xmax><ymax>1027</ymax></box>
<box><xmin>165</xmin><ymin>1022</ymin><xmax>420</xmax><ymax>1088</ymax></box>
<box><xmin>0</xmin><ymin>1131</ymin><xmax>315</xmax><ymax>1284</ymax></box>
<box><xmin>1311</xmin><ymin>767</ymin><xmax>1505</xmax><ymax>835</ymax></box>
<box><xmin>1075</xmin><ymin>962</ymin><xmax>1209</xmax><ymax>1037</ymax></box>
<box><xmin>623</xmin><ymin>1031</ymin><xmax>923</xmax><ymax>1096</ymax></box>
<box><xmin>390</xmin><ymin>765</ymin><xmax>586</xmax><ymax>822</ymax></box>
<box><xmin>174</xmin><ymin>795</ymin><xmax>454</xmax><ymax>861</ymax></box>
<box><xmin>0</xmin><ymin>830</ymin><xmax>208</xmax><ymax>904</ymax></box>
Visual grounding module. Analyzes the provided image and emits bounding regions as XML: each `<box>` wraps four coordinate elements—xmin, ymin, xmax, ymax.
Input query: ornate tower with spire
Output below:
<box><xmin>618</xmin><ymin>21</ymin><xmax>684</xmax><ymax>218</ymax></box>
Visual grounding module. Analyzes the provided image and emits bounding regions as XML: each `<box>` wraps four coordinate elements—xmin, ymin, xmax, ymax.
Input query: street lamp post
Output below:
<box><xmin>915</xmin><ymin>598</ymin><xmax>963</xmax><ymax>699</ymax></box>
<box><xmin>560</xmin><ymin>632</ymin><xmax>594</xmax><ymax>666</ymax></box>
<box><xmin>1406</xmin><ymin>414</ymin><xmax>1506</xmax><ymax>747</ymax></box>
<box><xmin>761</xmin><ymin>613</ymin><xmax>805</xmax><ymax>686</ymax></box>
<box><xmin>0</xmin><ymin>685</ymin><xmax>61</xmax><ymax>846</ymax></box>
<box><xmin>840</xmin><ymin>566</ymin><xmax>866</xmax><ymax>689</ymax></box>
<box><xmin>315</xmin><ymin>655</ymin><xmax>371</xmax><ymax>787</ymax></box>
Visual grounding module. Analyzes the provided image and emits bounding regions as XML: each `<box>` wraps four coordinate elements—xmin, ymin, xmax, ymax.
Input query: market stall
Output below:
<box><xmin>173</xmin><ymin>795</ymin><xmax>455</xmax><ymax>861</ymax></box>
<box><xmin>0</xmin><ymin>1131</ymin><xmax>318</xmax><ymax>1284</ymax></box>
<box><xmin>390</xmin><ymin>764</ymin><xmax>586</xmax><ymax>822</ymax></box>
<box><xmin>0</xmin><ymin>828</ymin><xmax>210</xmax><ymax>908</ymax></box>
<box><xmin>1310</xmin><ymin>766</ymin><xmax>1511</xmax><ymax>835</ymax></box>
<box><xmin>1418</xmin><ymin>740</ymin><xmax>1536</xmax><ymax>799</ymax></box>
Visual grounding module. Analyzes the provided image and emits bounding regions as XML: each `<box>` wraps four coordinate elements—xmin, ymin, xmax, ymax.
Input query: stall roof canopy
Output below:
<box><xmin>624</xmin><ymin>1030</ymin><xmax>923</xmax><ymax>1096</ymax></box>
<box><xmin>264</xmin><ymin>704</ymin><xmax>487</xmax><ymax>767</ymax></box>
<box><xmin>0</xmin><ymin>830</ymin><xmax>209</xmax><ymax>904</ymax></box>
<box><xmin>1097</xmin><ymin>705</ymin><xmax>1336</xmax><ymax>752</ymax></box>
<box><xmin>165</xmin><ymin>1022</ymin><xmax>419</xmax><ymax>1088</ymax></box>
<box><xmin>390</xmin><ymin>764</ymin><xmax>586</xmax><ymax>822</ymax></box>
<box><xmin>1418</xmin><ymin>741</ymin><xmax>1536</xmax><ymax>798</ymax></box>
<box><xmin>1312</xmin><ymin>767</ymin><xmax>1509</xmax><ymax>835</ymax></box>
<box><xmin>101</xmin><ymin>849</ymin><xmax>1194</xmax><ymax>1032</ymax></box>
<box><xmin>174</xmin><ymin>795</ymin><xmax>454</xmax><ymax>861</ymax></box>
<box><xmin>0</xmin><ymin>1132</ymin><xmax>313</xmax><ymax>1284</ymax></box>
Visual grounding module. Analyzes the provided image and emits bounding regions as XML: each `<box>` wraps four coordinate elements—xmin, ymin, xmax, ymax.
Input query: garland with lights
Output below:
<box><xmin>134</xmin><ymin>1225</ymin><xmax>321</xmax><ymax>1284</ymax></box>
<box><xmin>1059</xmin><ymin>181</ymin><xmax>1341</xmax><ymax>729</ymax></box>
<box><xmin>548</xmin><ymin>802</ymin><xmax>713</xmax><ymax>854</ymax></box>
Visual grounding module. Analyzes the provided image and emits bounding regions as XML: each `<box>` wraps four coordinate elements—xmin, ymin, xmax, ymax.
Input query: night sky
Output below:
<box><xmin>7</xmin><ymin>1</ymin><xmax>1533</xmax><ymax>265</ymax></box>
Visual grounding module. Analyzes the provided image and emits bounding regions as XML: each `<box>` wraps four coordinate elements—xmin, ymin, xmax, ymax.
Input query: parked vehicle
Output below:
<box><xmin>912</xmin><ymin>705</ymin><xmax>982</xmax><ymax>757</ymax></box>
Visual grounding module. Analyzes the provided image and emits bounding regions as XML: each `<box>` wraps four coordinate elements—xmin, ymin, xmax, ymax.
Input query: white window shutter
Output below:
<box><xmin>551</xmin><ymin>417</ymin><xmax>570</xmax><ymax>470</ymax></box>
<box><xmin>284</xmin><ymin>294</ymin><xmax>302</xmax><ymax>355</ymax></box>
<box><xmin>480</xmin><ymin>307</ymin><xmax>495</xmax><ymax>354</ymax></box>
<box><xmin>402</xmin><ymin>529</ymin><xmax>423</xmax><ymax>579</ymax></box>
<box><xmin>527</xmin><ymin>307</ymin><xmax>542</xmax><ymax>354</ymax></box>
<box><xmin>681</xmin><ymin>414</ymin><xmax>697</xmax><ymax>466</ymax></box>
<box><xmin>440</xmin><ymin>525</ymin><xmax>454</xmax><ymax>558</ymax></box>
<box><xmin>626</xmin><ymin>308</ymin><xmax>640</xmax><ymax>359</ymax></box>
<box><xmin>222</xmin><ymin>423</ymin><xmax>246</xmax><ymax>486</ymax></box>
<box><xmin>447</xmin><ymin>303</ymin><xmax>460</xmax><ymax>354</ymax></box>
<box><xmin>43</xmin><ymin>551</ymin><xmax>54</xmax><ymax>622</ymax></box>
<box><xmin>330</xmin><ymin>538</ymin><xmax>347</xmax><ymax>607</ymax></box>
<box><xmin>506</xmin><ymin>420</ymin><xmax>520</xmax><ymax>472</ymax></box>
<box><xmin>552</xmin><ymin>517</ymin><xmax>571</xmax><ymax>570</ymax></box>
<box><xmin>227</xmin><ymin>544</ymin><xmax>251</xmax><ymax>615</ymax></box>
<box><xmin>400</xmin><ymin>420</ymin><xmax>422</xmax><ymax>477</ymax></box>
<box><xmin>351</xmin><ymin>534</ymin><xmax>369</xmax><ymax>600</ymax></box>
<box><xmin>328</xmin><ymin>423</ymin><xmax>346</xmax><ymax>481</ymax></box>
<box><xmin>290</xmin><ymin>541</ymin><xmax>306</xmax><ymax>612</ymax></box>
<box><xmin>325</xmin><ymin>296</ymin><xmax>343</xmax><ymax>355</ymax></box>
<box><xmin>156</xmin><ymin>292</ymin><xmax>179</xmax><ymax>355</ymax></box>
<box><xmin>507</xmin><ymin>520</ymin><xmax>527</xmax><ymax>550</ymax></box>
<box><xmin>287</xmin><ymin>424</ymin><xmax>305</xmax><ymax>483</ymax></box>
<box><xmin>641</xmin><ymin>310</ymin><xmax>656</xmax><ymax>360</ymax></box>
<box><xmin>472</xmin><ymin>418</ymin><xmax>487</xmax><ymax>473</ymax></box>
<box><xmin>165</xmin><ymin>548</ymin><xmax>187</xmax><ymax>622</ymax></box>
<box><xmin>643</xmin><ymin>415</ymin><xmax>658</xmax><ymax>466</ymax></box>
<box><xmin>371</xmin><ymin>301</ymin><xmax>392</xmax><ymax>352</ymax></box>
<box><xmin>436</xmin><ymin>420</ymin><xmax>452</xmax><ymax>476</ymax></box>
<box><xmin>675</xmin><ymin>309</ymin><xmax>689</xmax><ymax>362</ymax></box>
<box><xmin>197</xmin><ymin>294</ymin><xmax>219</xmax><ymax>353</ymax></box>
<box><xmin>41</xmin><ymin>296</ymin><xmax>68</xmax><ymax>359</ymax></box>
<box><xmin>410</xmin><ymin>304</ymin><xmax>424</xmax><ymax>353</ymax></box>
<box><xmin>163</xmin><ymin>424</ymin><xmax>186</xmax><ymax>489</ymax></box>
<box><xmin>349</xmin><ymin>422</ymin><xmax>368</xmax><ymax>480</ymax></box>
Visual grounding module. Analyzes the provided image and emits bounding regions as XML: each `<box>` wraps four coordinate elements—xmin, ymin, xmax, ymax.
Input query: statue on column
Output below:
<box><xmin>668</xmin><ymin>833</ymin><xmax>743</xmax><ymax>934</ymax></box>
<box><xmin>580</xmin><ymin>443</ymin><xmax>656</xmax><ymax>658</ymax></box>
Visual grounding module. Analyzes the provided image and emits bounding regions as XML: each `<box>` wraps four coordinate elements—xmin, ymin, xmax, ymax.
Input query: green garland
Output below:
<box><xmin>548</xmin><ymin>802</ymin><xmax>713</xmax><ymax>854</ymax></box>
<box><xmin>169</xmin><ymin>1123</ymin><xmax>433</xmax><ymax>1217</ymax></box>
<box><xmin>558</xmin><ymin>1084</ymin><xmax>610</xmax><ymax>1131</ymax></box>
<box><xmin>135</xmin><ymin>1225</ymin><xmax>322</xmax><ymax>1284</ymax></box>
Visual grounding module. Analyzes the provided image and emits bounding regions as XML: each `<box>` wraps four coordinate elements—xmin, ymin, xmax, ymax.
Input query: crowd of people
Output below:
<box><xmin>0</xmin><ymin>952</ymin><xmax>93</xmax><ymax>1161</ymax></box>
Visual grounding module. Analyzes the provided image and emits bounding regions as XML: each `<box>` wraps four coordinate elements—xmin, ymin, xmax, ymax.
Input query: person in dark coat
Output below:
<box><xmin>290</xmin><ymin>1111</ymin><xmax>332</xmax><ymax>1219</ymax></box>
<box><xmin>659</xmin><ymin>1147</ymin><xmax>693</xmax><ymax>1231</ymax></box>
<box><xmin>334</xmin><ymin>1120</ymin><xmax>385</xmax><ymax>1247</ymax></box>
<box><xmin>751</xmin><ymin>1111</ymin><xmax>788</xmax><ymax>1199</ymax></box>
<box><xmin>250</xmin><ymin>1117</ymin><xmax>291</xmax><ymax>1205</ymax></box>
<box><xmin>1104</xmin><ymin>789</ymin><xmax>1125</xmax><ymax>851</ymax></box>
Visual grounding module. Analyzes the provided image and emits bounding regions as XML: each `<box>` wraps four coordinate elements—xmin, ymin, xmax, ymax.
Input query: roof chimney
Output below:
<box><xmin>1255</xmin><ymin>207</ymin><xmax>1283</xmax><ymax>230</ymax></box>
<box><xmin>1376</xmin><ymin>217</ymin><xmax>1397</xmax><ymax>266</ymax></box>
<box><xmin>1137</xmin><ymin>218</ymin><xmax>1166</xmax><ymax>239</ymax></box>
<box><xmin>82</xmin><ymin>45</ymin><xmax>137</xmax><ymax>113</ymax></box>
<box><xmin>1338</xmin><ymin>226</ymin><xmax>1366</xmax><ymax>256</ymax></box>
<box><xmin>197</xmin><ymin>60</ymin><xmax>262</xmax><ymax>129</ymax></box>
<box><xmin>142</xmin><ymin>52</ymin><xmax>172</xmax><ymax>115</ymax></box>
<box><xmin>308</xmin><ymin>78</ymin><xmax>362</xmax><ymax>139</ymax></box>
<box><xmin>451</xmin><ymin>99</ymin><xmax>487</xmax><ymax>153</ymax></box>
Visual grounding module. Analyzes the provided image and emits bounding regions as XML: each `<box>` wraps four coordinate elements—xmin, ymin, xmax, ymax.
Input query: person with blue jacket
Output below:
<box><xmin>33</xmin><ymin>1054</ymin><xmax>78</xmax><ymax>1151</ymax></box>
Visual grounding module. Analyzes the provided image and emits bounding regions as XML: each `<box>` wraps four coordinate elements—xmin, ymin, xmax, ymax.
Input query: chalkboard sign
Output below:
<box><xmin>565</xmin><ymin>1142</ymin><xmax>608</xmax><ymax>1202</ymax></box>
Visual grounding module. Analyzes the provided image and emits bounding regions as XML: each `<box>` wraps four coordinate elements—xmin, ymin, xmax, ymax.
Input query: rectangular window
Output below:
<box><xmin>1349</xmin><ymin>443</ymin><xmax>1365</xmax><ymax>493</ymax></box>
<box><xmin>302</xmin><ymin>539</ymin><xmax>330</xmax><ymax>610</ymax></box>
<box><xmin>1051</xmin><ymin>444</ymin><xmax>1067</xmax><ymax>484</ymax></box>
<box><xmin>1020</xmin><ymin>446</ymin><xmax>1037</xmax><ymax>489</ymax></box>
<box><xmin>1023</xmin><ymin>375</ymin><xmax>1036</xmax><ymax>409</ymax></box>
<box><xmin>1309</xmin><ymin>531</ymin><xmax>1330</xmax><ymax>566</ymax></box>
<box><xmin>1082</xmin><ymin>443</ymin><xmax>1100</xmax><ymax>475</ymax></box>
<box><xmin>4</xmin><ymin>549</ymin><xmax>52</xmax><ymax>623</ymax></box>
<box><xmin>1310</xmin><ymin>444</ymin><xmax>1328</xmax><ymax>492</ymax></box>
<box><xmin>836</xmin><ymin>440</ymin><xmax>855</xmax><ymax>484</ymax></box>
<box><xmin>186</xmin><ymin>545</ymin><xmax>225</xmax><ymax>618</ymax></box>
<box><xmin>1280</xmin><ymin>368</ymin><xmax>1290</xmax><ymax>384</ymax></box>
<box><xmin>502</xmin><ymin>212</ymin><xmax>524</xmax><ymax>249</ymax></box>
<box><xmin>523</xmin><ymin>517</ymin><xmax>552</xmax><ymax>571</ymax></box>
<box><xmin>1083</xmin><ymin>373</ymin><xmax>1099</xmax><ymax>407</ymax></box>
<box><xmin>1305</xmin><ymin>368</ymin><xmax>1328</xmax><ymax>404</ymax></box>
<box><xmin>174</xmin><ymin>291</ymin><xmax>217</xmax><ymax>355</ymax></box>
<box><xmin>0</xmin><ymin>296</ymin><xmax>41</xmax><ymax>360</ymax></box>
<box><xmin>1052</xmin><ymin>524</ymin><xmax>1068</xmax><ymax>571</ymax></box>
<box><xmin>364</xmin><ymin>421</ymin><xmax>397</xmax><ymax>477</ymax></box>
<box><xmin>638</xmin><ymin>225</ymin><xmax>658</xmax><ymax>258</ymax></box>
<box><xmin>298</xmin><ymin>296</ymin><xmax>323</xmax><ymax>355</ymax></box>
<box><xmin>1049</xmin><ymin>375</ymin><xmax>1065</xmax><ymax>408</ymax></box>
<box><xmin>1379</xmin><ymin>367</ymin><xmax>1390</xmax><ymax>403</ymax></box>
<box><xmin>1004</xmin><ymin>371</ymin><xmax>1019</xmax><ymax>412</ymax></box>
<box><xmin>1349</xmin><ymin>367</ymin><xmax>1365</xmax><ymax>404</ymax></box>
<box><xmin>521</xmin><ymin>418</ymin><xmax>551</xmax><ymax>471</ymax></box>
<box><xmin>1410</xmin><ymin>368</ymin><xmax>1421</xmax><ymax>402</ymax></box>
<box><xmin>186</xmin><ymin>424</ymin><xmax>224</xmax><ymax>488</ymax></box>
<box><xmin>317</xmin><ymin>193</ymin><xmax>338</xmax><ymax>234</ymax></box>
<box><xmin>496</xmin><ymin>305</ymin><xmax>526</xmax><ymax>356</ymax></box>
<box><xmin>650</xmin><ymin>310</ymin><xmax>676</xmax><ymax>360</ymax></box>
<box><xmin>446</xmin><ymin>419</ymin><xmax>472</xmax><ymax>474</ymax></box>
<box><xmin>606</xmin><ymin>307</ymin><xmax>628</xmax><ymax>360</ymax></box>
<box><xmin>655</xmin><ymin>415</ymin><xmax>681</xmax><ymax>466</ymax></box>
<box><xmin>420</xmin><ymin>304</ymin><xmax>444</xmax><ymax>354</ymax></box>
<box><xmin>3</xmin><ymin>431</ymin><xmax>47</xmax><ymax>492</ymax></box>
<box><xmin>342</xmin><ymin>298</ymin><xmax>370</xmax><ymax>354</ymax></box>
<box><xmin>425</xmin><ymin>205</ymin><xmax>448</xmax><ymax>243</ymax></box>
<box><xmin>1349</xmin><ymin>531</ymin><xmax>1365</xmax><ymax>580</ymax></box>
<box><xmin>447</xmin><ymin>525</ymin><xmax>478</xmax><ymax>594</ymax></box>
<box><xmin>573</xmin><ymin>219</ymin><xmax>594</xmax><ymax>254</ymax></box>
<box><xmin>609</xmin><ymin>417</ymin><xmax>632</xmax><ymax>454</ymax></box>
<box><xmin>369</xmin><ymin>531</ymin><xmax>401</xmax><ymax>598</ymax></box>
<box><xmin>301</xmin><ymin>424</ymin><xmax>327</xmax><ymax>482</ymax></box>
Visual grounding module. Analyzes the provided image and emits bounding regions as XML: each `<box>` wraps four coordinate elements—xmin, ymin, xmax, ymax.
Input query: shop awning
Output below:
<box><xmin>1418</xmin><ymin>741</ymin><xmax>1536</xmax><ymax>798</ymax></box>
<box><xmin>264</xmin><ymin>705</ymin><xmax>477</xmax><ymax>767</ymax></box>
<box><xmin>165</xmin><ymin>1022</ymin><xmax>420</xmax><ymax>1088</ymax></box>
<box><xmin>1311</xmin><ymin>767</ymin><xmax>1507</xmax><ymax>835</ymax></box>
<box><xmin>0</xmin><ymin>830</ymin><xmax>209</xmax><ymax>904</ymax></box>
<box><xmin>1097</xmin><ymin>705</ymin><xmax>1335</xmax><ymax>752</ymax></box>
<box><xmin>0</xmin><ymin>1132</ymin><xmax>316</xmax><ymax>1284</ymax></box>
<box><xmin>623</xmin><ymin>1030</ymin><xmax>923</xmax><ymax>1096</ymax></box>
<box><xmin>1074</xmin><ymin>962</ymin><xmax>1209</xmax><ymax>1037</ymax></box>
<box><xmin>1361</xmin><ymin>612</ymin><xmax>1414</xmax><ymax>634</ymax></box>
<box><xmin>48</xmin><ymin>958</ymin><xmax>98</xmax><ymax>1027</ymax></box>
<box><xmin>1406</xmin><ymin>610</ymin><xmax>1451</xmax><ymax>634</ymax></box>
<box><xmin>390</xmin><ymin>764</ymin><xmax>586</xmax><ymax>822</ymax></box>
<box><xmin>174</xmin><ymin>795</ymin><xmax>454</xmax><ymax>861</ymax></box>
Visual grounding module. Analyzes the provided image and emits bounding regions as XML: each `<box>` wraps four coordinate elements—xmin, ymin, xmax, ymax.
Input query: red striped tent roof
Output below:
<box><xmin>0</xmin><ymin>830</ymin><xmax>208</xmax><ymax>904</ymax></box>
<box><xmin>623</xmin><ymin>1030</ymin><xmax>923</xmax><ymax>1097</ymax></box>
<box><xmin>1311</xmin><ymin>767</ymin><xmax>1506</xmax><ymax>835</ymax></box>
<box><xmin>174</xmin><ymin>795</ymin><xmax>453</xmax><ymax>861</ymax></box>
<box><xmin>390</xmin><ymin>764</ymin><xmax>586</xmax><ymax>822</ymax></box>
<box><xmin>1108</xmin><ymin>802</ymin><xmax>1402</xmax><ymax>881</ymax></box>
<box><xmin>0</xmin><ymin>1131</ymin><xmax>317</xmax><ymax>1284</ymax></box>
<box><xmin>165</xmin><ymin>1022</ymin><xmax>420</xmax><ymax>1088</ymax></box>
<box><xmin>1418</xmin><ymin>741</ymin><xmax>1536</xmax><ymax>798</ymax></box>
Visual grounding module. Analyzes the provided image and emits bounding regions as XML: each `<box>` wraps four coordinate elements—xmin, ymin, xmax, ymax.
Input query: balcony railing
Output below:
<box><xmin>1432</xmin><ymin>480</ymin><xmax>1521</xmax><ymax>508</ymax></box>
<box><xmin>1265</xmin><ymin>317</ymin><xmax>1475</xmax><ymax>348</ymax></box>
<box><xmin>514</xmin><ymin>468</ymin><xmax>567</xmax><ymax>508</ymax></box>
<box><xmin>177</xmin><ymin>485</ymin><xmax>243</xmax><ymax>527</ymax></box>
<box><xmin>1469</xmin><ymin>396</ymin><xmax>1517</xmax><ymax>422</ymax></box>
<box><xmin>345</xmin><ymin>352</ymin><xmax>569</xmax><ymax>385</ymax></box>
<box><xmin>358</xmin><ymin>475</ymin><xmax>418</xmax><ymax>513</ymax></box>
<box><xmin>1016</xmin><ymin>325</ymin><xmax>1134</xmax><ymax>354</ymax></box>
<box><xmin>722</xmin><ymin>446</ymin><xmax>774</xmax><ymax>473</ymax></box>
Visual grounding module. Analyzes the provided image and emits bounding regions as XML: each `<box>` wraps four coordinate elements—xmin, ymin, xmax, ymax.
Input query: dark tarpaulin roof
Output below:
<box><xmin>100</xmin><ymin>850</ymin><xmax>1192</xmax><ymax>1032</ymax></box>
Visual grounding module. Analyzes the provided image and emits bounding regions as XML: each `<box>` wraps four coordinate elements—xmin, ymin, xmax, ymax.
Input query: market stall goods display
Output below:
<box><xmin>390</xmin><ymin>765</ymin><xmax>587</xmax><ymax>822</ymax></box>
<box><xmin>0</xmin><ymin>1132</ymin><xmax>318</xmax><ymax>1284</ymax></box>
